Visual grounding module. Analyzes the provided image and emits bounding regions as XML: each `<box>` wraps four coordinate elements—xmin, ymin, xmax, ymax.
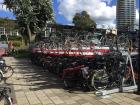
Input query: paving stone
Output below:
<box><xmin>0</xmin><ymin>100</ymin><xmax>4</xmax><ymax>105</ymax></box>
<box><xmin>15</xmin><ymin>91</ymin><xmax>26</xmax><ymax>98</ymax></box>
<box><xmin>78</xmin><ymin>94</ymin><xmax>95</xmax><ymax>101</ymax></box>
<box><xmin>111</xmin><ymin>97</ymin><xmax>124</xmax><ymax>103</ymax></box>
<box><xmin>99</xmin><ymin>98</ymin><xmax>113</xmax><ymax>104</ymax></box>
<box><xmin>16</xmin><ymin>97</ymin><xmax>29</xmax><ymax>105</ymax></box>
<box><xmin>35</xmin><ymin>90</ymin><xmax>47</xmax><ymax>97</ymax></box>
<box><xmin>71</xmin><ymin>96</ymin><xmax>82</xmax><ymax>101</ymax></box>
<box><xmin>125</xmin><ymin>94</ymin><xmax>140</xmax><ymax>99</ymax></box>
<box><xmin>50</xmin><ymin>96</ymin><xmax>64</xmax><ymax>104</ymax></box>
<box><xmin>25</xmin><ymin>91</ymin><xmax>41</xmax><ymax>105</ymax></box>
<box><xmin>64</xmin><ymin>99</ymin><xmax>77</xmax><ymax>104</ymax></box>
<box><xmin>127</xmin><ymin>99</ymin><xmax>140</xmax><ymax>105</ymax></box>
<box><xmin>68</xmin><ymin>103</ymin><xmax>80</xmax><ymax>105</ymax></box>
<box><xmin>107</xmin><ymin>102</ymin><xmax>119</xmax><ymax>105</ymax></box>
<box><xmin>76</xmin><ymin>99</ymin><xmax>87</xmax><ymax>104</ymax></box>
<box><xmin>43</xmin><ymin>89</ymin><xmax>53</xmax><ymax>94</ymax></box>
<box><xmin>35</xmin><ymin>91</ymin><xmax>53</xmax><ymax>105</ymax></box>
<box><xmin>78</xmin><ymin>94</ymin><xmax>100</xmax><ymax>104</ymax></box>
<box><xmin>46</xmin><ymin>93</ymin><xmax>56</xmax><ymax>97</ymax></box>
<box><xmin>88</xmin><ymin>94</ymin><xmax>96</xmax><ymax>97</ymax></box>
<box><xmin>90</xmin><ymin>100</ymin><xmax>105</xmax><ymax>105</ymax></box>
<box><xmin>131</xmin><ymin>102</ymin><xmax>140</xmax><ymax>105</ymax></box>
<box><xmin>118</xmin><ymin>102</ymin><xmax>133</xmax><ymax>105</ymax></box>
<box><xmin>133</xmin><ymin>97</ymin><xmax>140</xmax><ymax>102</ymax></box>
<box><xmin>81</xmin><ymin>102</ymin><xmax>93</xmax><ymax>105</ymax></box>
<box><xmin>60</xmin><ymin>96</ymin><xmax>70</xmax><ymax>100</ymax></box>
<box><xmin>57</xmin><ymin>103</ymin><xmax>68</xmax><ymax>105</ymax></box>
<box><xmin>55</xmin><ymin>93</ymin><xmax>66</xmax><ymax>97</ymax></box>
<box><xmin>51</xmin><ymin>89</ymin><xmax>64</xmax><ymax>94</ymax></box>
<box><xmin>45</xmin><ymin>104</ymin><xmax>55</xmax><ymax>105</ymax></box>
<box><xmin>121</xmin><ymin>97</ymin><xmax>138</xmax><ymax>103</ymax></box>
<box><xmin>14</xmin><ymin>85</ymin><xmax>22</xmax><ymax>91</ymax></box>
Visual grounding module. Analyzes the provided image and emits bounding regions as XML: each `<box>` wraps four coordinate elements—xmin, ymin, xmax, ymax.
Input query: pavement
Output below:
<box><xmin>0</xmin><ymin>57</ymin><xmax>140</xmax><ymax>105</ymax></box>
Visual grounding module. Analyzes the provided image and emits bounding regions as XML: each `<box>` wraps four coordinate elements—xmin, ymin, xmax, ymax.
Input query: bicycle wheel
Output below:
<box><xmin>0</xmin><ymin>93</ymin><xmax>12</xmax><ymax>105</ymax></box>
<box><xmin>3</xmin><ymin>96</ymin><xmax>13</xmax><ymax>105</ymax></box>
<box><xmin>2</xmin><ymin>66</ymin><xmax>14</xmax><ymax>78</ymax></box>
<box><xmin>122</xmin><ymin>66</ymin><xmax>136</xmax><ymax>86</ymax></box>
<box><xmin>91</xmin><ymin>69</ymin><xmax>109</xmax><ymax>91</ymax></box>
<box><xmin>117</xmin><ymin>36</ymin><xmax>130</xmax><ymax>51</ymax></box>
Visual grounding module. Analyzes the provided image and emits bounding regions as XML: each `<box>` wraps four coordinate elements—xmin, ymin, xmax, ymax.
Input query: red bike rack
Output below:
<box><xmin>31</xmin><ymin>46</ymin><xmax>111</xmax><ymax>58</ymax></box>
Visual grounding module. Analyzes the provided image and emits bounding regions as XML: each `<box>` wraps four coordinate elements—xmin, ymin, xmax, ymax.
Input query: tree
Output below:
<box><xmin>4</xmin><ymin>0</ymin><xmax>54</xmax><ymax>44</ymax></box>
<box><xmin>72</xmin><ymin>11</ymin><xmax>96</xmax><ymax>29</ymax></box>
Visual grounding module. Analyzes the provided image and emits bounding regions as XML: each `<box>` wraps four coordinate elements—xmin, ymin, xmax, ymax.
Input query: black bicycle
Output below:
<box><xmin>91</xmin><ymin>51</ymin><xmax>125</xmax><ymax>91</ymax></box>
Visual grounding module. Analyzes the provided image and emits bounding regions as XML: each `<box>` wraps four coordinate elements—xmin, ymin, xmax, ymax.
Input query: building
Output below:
<box><xmin>0</xmin><ymin>27</ymin><xmax>5</xmax><ymax>35</ymax></box>
<box><xmin>0</xmin><ymin>18</ymin><xmax>20</xmax><ymax>36</ymax></box>
<box><xmin>116</xmin><ymin>0</ymin><xmax>136</xmax><ymax>32</ymax></box>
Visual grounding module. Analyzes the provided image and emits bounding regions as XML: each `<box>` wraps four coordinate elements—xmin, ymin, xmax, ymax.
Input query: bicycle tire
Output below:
<box><xmin>0</xmin><ymin>90</ymin><xmax>13</xmax><ymax>105</ymax></box>
<box><xmin>3</xmin><ymin>96</ymin><xmax>13</xmax><ymax>105</ymax></box>
<box><xmin>0</xmin><ymin>72</ymin><xmax>3</xmax><ymax>82</ymax></box>
<box><xmin>91</xmin><ymin>69</ymin><xmax>108</xmax><ymax>91</ymax></box>
<box><xmin>2</xmin><ymin>66</ymin><xmax>14</xmax><ymax>78</ymax></box>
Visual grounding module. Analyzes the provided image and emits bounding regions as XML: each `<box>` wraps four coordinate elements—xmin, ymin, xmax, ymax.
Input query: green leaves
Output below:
<box><xmin>4</xmin><ymin>0</ymin><xmax>54</xmax><ymax>43</ymax></box>
<box><xmin>72</xmin><ymin>11</ymin><xmax>96</xmax><ymax>29</ymax></box>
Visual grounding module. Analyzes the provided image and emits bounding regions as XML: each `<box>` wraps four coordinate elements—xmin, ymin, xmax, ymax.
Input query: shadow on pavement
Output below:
<box><xmin>8</xmin><ymin>59</ymin><xmax>64</xmax><ymax>91</ymax></box>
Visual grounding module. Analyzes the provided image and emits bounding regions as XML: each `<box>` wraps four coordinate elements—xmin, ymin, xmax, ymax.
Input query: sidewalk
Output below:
<box><xmin>2</xmin><ymin>57</ymin><xmax>140</xmax><ymax>105</ymax></box>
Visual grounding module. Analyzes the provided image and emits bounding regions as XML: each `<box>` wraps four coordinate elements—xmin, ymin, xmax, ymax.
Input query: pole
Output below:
<box><xmin>138</xmin><ymin>30</ymin><xmax>140</xmax><ymax>94</ymax></box>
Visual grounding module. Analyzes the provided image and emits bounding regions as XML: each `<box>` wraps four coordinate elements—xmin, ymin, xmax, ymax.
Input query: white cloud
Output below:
<box><xmin>0</xmin><ymin>0</ymin><xmax>15</xmax><ymax>19</ymax></box>
<box><xmin>58</xmin><ymin>0</ymin><xmax>139</xmax><ymax>28</ymax></box>
<box><xmin>0</xmin><ymin>4</ymin><xmax>8</xmax><ymax>11</ymax></box>
<box><xmin>0</xmin><ymin>0</ymin><xmax>9</xmax><ymax>11</ymax></box>
<box><xmin>58</xmin><ymin>0</ymin><xmax>116</xmax><ymax>28</ymax></box>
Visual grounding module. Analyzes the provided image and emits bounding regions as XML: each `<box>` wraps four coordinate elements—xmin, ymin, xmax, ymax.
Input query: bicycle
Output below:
<box><xmin>0</xmin><ymin>87</ymin><xmax>13</xmax><ymax>105</ymax></box>
<box><xmin>99</xmin><ymin>29</ymin><xmax>131</xmax><ymax>52</ymax></box>
<box><xmin>0</xmin><ymin>58</ymin><xmax>5</xmax><ymax>81</ymax></box>
<box><xmin>62</xmin><ymin>58</ymin><xmax>96</xmax><ymax>90</ymax></box>
<box><xmin>0</xmin><ymin>64</ymin><xmax>14</xmax><ymax>79</ymax></box>
<box><xmin>91</xmin><ymin>51</ymin><xmax>126</xmax><ymax>91</ymax></box>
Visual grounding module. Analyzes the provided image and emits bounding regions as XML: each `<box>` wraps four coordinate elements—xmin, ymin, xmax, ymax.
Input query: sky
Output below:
<box><xmin>0</xmin><ymin>0</ymin><xmax>139</xmax><ymax>28</ymax></box>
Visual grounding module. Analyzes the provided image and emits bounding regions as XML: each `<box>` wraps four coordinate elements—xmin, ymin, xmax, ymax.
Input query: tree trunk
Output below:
<box><xmin>27</xmin><ymin>24</ymin><xmax>36</xmax><ymax>45</ymax></box>
<box><xmin>27</xmin><ymin>24</ymin><xmax>32</xmax><ymax>44</ymax></box>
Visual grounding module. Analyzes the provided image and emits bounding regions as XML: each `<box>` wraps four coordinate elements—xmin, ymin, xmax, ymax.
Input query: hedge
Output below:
<box><xmin>0</xmin><ymin>35</ymin><xmax>22</xmax><ymax>41</ymax></box>
<box><xmin>15</xmin><ymin>49</ymin><xmax>29</xmax><ymax>58</ymax></box>
<box><xmin>13</xmin><ymin>41</ymin><xmax>22</xmax><ymax>47</ymax></box>
<box><xmin>8</xmin><ymin>36</ymin><xmax>22</xmax><ymax>41</ymax></box>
